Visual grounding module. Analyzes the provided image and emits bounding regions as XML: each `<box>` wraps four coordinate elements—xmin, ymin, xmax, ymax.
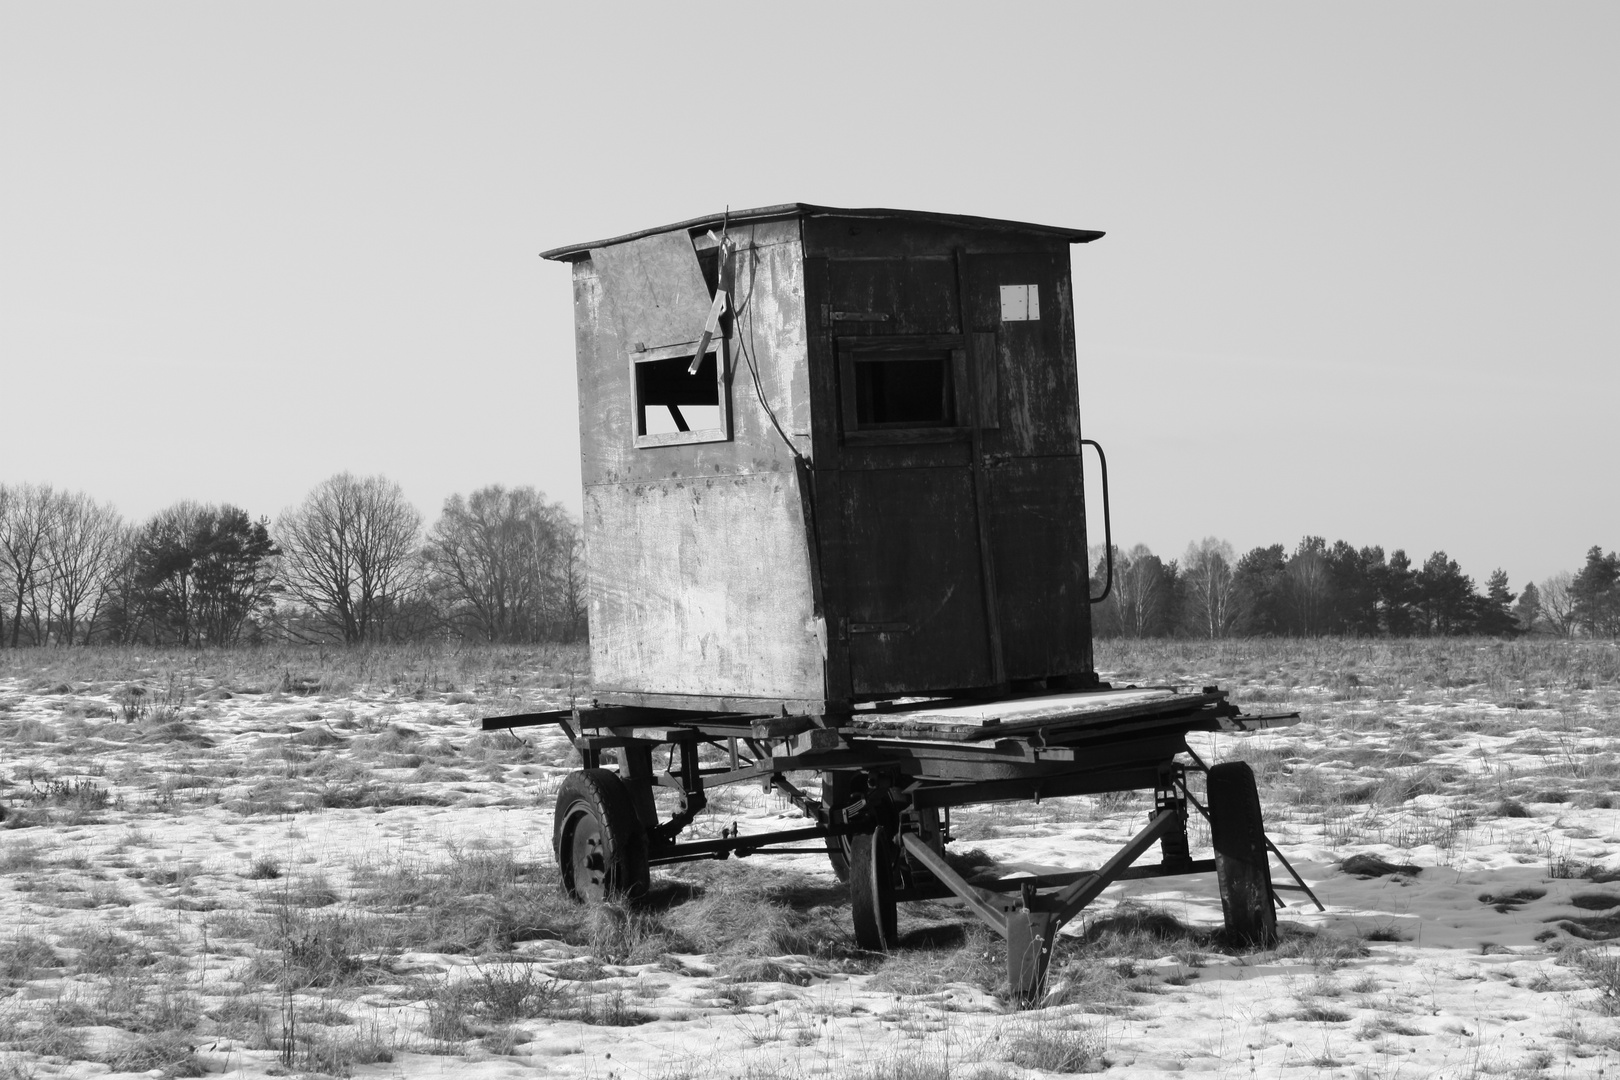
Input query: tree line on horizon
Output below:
<box><xmin>1091</xmin><ymin>537</ymin><xmax>1620</xmax><ymax>639</ymax></box>
<box><xmin>3</xmin><ymin>478</ymin><xmax>1617</xmax><ymax>648</ymax></box>
<box><xmin>0</xmin><ymin>476</ymin><xmax>586</xmax><ymax>648</ymax></box>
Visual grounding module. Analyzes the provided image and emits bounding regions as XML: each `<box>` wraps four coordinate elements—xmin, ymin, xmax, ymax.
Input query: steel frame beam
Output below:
<box><xmin>900</xmin><ymin>804</ymin><xmax>1186</xmax><ymax>999</ymax></box>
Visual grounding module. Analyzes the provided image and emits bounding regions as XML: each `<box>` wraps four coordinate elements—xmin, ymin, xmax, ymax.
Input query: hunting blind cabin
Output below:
<box><xmin>485</xmin><ymin>205</ymin><xmax>1311</xmax><ymax>996</ymax></box>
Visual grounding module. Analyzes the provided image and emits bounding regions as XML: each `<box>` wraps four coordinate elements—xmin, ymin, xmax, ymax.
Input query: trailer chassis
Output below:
<box><xmin>484</xmin><ymin>690</ymin><xmax>1314</xmax><ymax>997</ymax></box>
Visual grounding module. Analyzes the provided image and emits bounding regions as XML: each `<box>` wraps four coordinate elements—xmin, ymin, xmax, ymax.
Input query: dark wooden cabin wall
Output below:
<box><xmin>802</xmin><ymin>218</ymin><xmax>1094</xmax><ymax>695</ymax></box>
<box><xmin>819</xmin><ymin>255</ymin><xmax>959</xmax><ymax>335</ymax></box>
<box><xmin>986</xmin><ymin>457</ymin><xmax>1092</xmax><ymax>680</ymax></box>
<box><xmin>961</xmin><ymin>252</ymin><xmax>1081</xmax><ymax>458</ymax></box>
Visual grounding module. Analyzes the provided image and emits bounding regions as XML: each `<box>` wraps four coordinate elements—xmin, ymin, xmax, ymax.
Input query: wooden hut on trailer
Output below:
<box><xmin>541</xmin><ymin>205</ymin><xmax>1108</xmax><ymax>719</ymax></box>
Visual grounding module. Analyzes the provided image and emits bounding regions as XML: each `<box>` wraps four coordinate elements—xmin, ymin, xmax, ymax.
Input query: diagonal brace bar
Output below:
<box><xmin>1263</xmin><ymin>836</ymin><xmax>1325</xmax><ymax>911</ymax></box>
<box><xmin>900</xmin><ymin>833</ymin><xmax>1009</xmax><ymax>935</ymax></box>
<box><xmin>1049</xmin><ymin>807</ymin><xmax>1181</xmax><ymax>924</ymax></box>
<box><xmin>1177</xmin><ymin>763</ymin><xmax>1324</xmax><ymax>913</ymax></box>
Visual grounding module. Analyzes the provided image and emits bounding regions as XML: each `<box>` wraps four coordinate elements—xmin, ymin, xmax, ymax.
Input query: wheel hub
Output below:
<box><xmin>570</xmin><ymin>814</ymin><xmax>609</xmax><ymax>900</ymax></box>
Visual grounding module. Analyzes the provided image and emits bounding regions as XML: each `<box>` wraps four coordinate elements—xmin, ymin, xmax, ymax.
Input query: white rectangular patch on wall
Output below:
<box><xmin>999</xmin><ymin>284</ymin><xmax>1041</xmax><ymax>322</ymax></box>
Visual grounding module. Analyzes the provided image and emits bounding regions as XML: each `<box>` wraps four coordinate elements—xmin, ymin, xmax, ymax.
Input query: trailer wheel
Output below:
<box><xmin>822</xmin><ymin>771</ymin><xmax>858</xmax><ymax>882</ymax></box>
<box><xmin>824</xmin><ymin>772</ymin><xmax>943</xmax><ymax>885</ymax></box>
<box><xmin>849</xmin><ymin>827</ymin><xmax>899</xmax><ymax>951</ymax></box>
<box><xmin>1208</xmin><ymin>761</ymin><xmax>1277</xmax><ymax>947</ymax></box>
<box><xmin>554</xmin><ymin>769</ymin><xmax>650</xmax><ymax>904</ymax></box>
<box><xmin>898</xmin><ymin>806</ymin><xmax>945</xmax><ymax>886</ymax></box>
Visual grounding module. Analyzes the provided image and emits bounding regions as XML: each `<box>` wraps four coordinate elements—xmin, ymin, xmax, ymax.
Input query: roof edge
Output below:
<box><xmin>540</xmin><ymin>204</ymin><xmax>1104</xmax><ymax>262</ymax></box>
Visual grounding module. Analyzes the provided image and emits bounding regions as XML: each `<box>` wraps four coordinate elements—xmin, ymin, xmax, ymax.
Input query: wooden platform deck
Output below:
<box><xmin>845</xmin><ymin>686</ymin><xmax>1229</xmax><ymax>742</ymax></box>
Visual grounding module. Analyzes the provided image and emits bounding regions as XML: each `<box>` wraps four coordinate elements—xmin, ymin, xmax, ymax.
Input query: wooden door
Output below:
<box><xmin>813</xmin><ymin>245</ymin><xmax>1091</xmax><ymax>699</ymax></box>
<box><xmin>960</xmin><ymin>251</ymin><xmax>1094</xmax><ymax>682</ymax></box>
<box><xmin>834</xmin><ymin>329</ymin><xmax>994</xmax><ymax>697</ymax></box>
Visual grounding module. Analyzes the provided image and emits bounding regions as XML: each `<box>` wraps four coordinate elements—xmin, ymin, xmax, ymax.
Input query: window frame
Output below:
<box><xmin>628</xmin><ymin>338</ymin><xmax>731</xmax><ymax>449</ymax></box>
<box><xmin>836</xmin><ymin>334</ymin><xmax>970</xmax><ymax>442</ymax></box>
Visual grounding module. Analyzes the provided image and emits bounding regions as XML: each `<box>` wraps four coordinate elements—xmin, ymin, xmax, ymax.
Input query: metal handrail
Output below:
<box><xmin>1083</xmin><ymin>438</ymin><xmax>1112</xmax><ymax>603</ymax></box>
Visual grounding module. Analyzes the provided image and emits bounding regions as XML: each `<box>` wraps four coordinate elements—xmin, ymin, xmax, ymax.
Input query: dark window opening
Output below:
<box><xmin>635</xmin><ymin>351</ymin><xmax>721</xmax><ymax>437</ymax></box>
<box><xmin>692</xmin><ymin>244</ymin><xmax>720</xmax><ymax>298</ymax></box>
<box><xmin>854</xmin><ymin>350</ymin><xmax>955</xmax><ymax>428</ymax></box>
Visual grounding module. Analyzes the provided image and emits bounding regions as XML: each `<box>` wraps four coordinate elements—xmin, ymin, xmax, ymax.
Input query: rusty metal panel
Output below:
<box><xmin>585</xmin><ymin>471</ymin><xmax>824</xmax><ymax>702</ymax></box>
<box><xmin>840</xmin><ymin>466</ymin><xmax>990</xmax><ymax>695</ymax></box>
<box><xmin>572</xmin><ymin>262</ymin><xmax>633</xmax><ymax>488</ymax></box>
<box><xmin>576</xmin><ymin>223</ymin><xmax>810</xmax><ymax>488</ymax></box>
<box><xmin>987</xmin><ymin>456</ymin><xmax>1092</xmax><ymax>680</ymax></box>
<box><xmin>730</xmin><ymin>223</ymin><xmax>814</xmax><ymax>446</ymax></box>
<box><xmin>590</xmin><ymin>231</ymin><xmax>714</xmax><ymax>351</ymax></box>
<box><xmin>573</xmin><ymin>219</ymin><xmax>822</xmax><ymax>704</ymax></box>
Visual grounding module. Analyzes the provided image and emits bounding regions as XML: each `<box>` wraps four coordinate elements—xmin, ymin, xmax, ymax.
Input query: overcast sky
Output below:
<box><xmin>2</xmin><ymin>3</ymin><xmax>1615</xmax><ymax>590</ymax></box>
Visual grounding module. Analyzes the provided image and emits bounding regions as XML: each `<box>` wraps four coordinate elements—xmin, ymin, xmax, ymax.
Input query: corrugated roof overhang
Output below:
<box><xmin>540</xmin><ymin>204</ymin><xmax>1104</xmax><ymax>262</ymax></box>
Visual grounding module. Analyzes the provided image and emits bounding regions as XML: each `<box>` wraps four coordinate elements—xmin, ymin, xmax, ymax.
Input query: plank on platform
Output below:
<box><xmin>847</xmin><ymin>687</ymin><xmax>1223</xmax><ymax>741</ymax></box>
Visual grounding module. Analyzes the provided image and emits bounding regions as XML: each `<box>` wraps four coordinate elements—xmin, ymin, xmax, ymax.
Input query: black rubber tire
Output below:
<box><xmin>849</xmin><ymin>827</ymin><xmax>899</xmax><ymax>951</ymax></box>
<box><xmin>1208</xmin><ymin>761</ymin><xmax>1278</xmax><ymax>947</ymax></box>
<box><xmin>553</xmin><ymin>768</ymin><xmax>650</xmax><ymax>904</ymax></box>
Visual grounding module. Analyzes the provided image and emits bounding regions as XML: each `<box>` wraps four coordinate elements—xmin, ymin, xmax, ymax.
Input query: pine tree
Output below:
<box><xmin>1380</xmin><ymin>550</ymin><xmax>1417</xmax><ymax>635</ymax></box>
<box><xmin>1513</xmin><ymin>581</ymin><xmax>1542</xmax><ymax>634</ymax></box>
<box><xmin>1475</xmin><ymin>569</ymin><xmax>1519</xmax><ymax>637</ymax></box>
<box><xmin>1570</xmin><ymin>546</ymin><xmax>1620</xmax><ymax>637</ymax></box>
<box><xmin>1233</xmin><ymin>544</ymin><xmax>1288</xmax><ymax>635</ymax></box>
<box><xmin>1414</xmin><ymin>551</ymin><xmax>1476</xmax><ymax>635</ymax></box>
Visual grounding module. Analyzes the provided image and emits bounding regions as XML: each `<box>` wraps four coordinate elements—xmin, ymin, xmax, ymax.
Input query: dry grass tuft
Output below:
<box><xmin>99</xmin><ymin>1031</ymin><xmax>206</xmax><ymax>1077</ymax></box>
<box><xmin>422</xmin><ymin>964</ymin><xmax>651</xmax><ymax>1039</ymax></box>
<box><xmin>352</xmin><ymin>846</ymin><xmax>580</xmax><ymax>954</ymax></box>
<box><xmin>656</xmin><ymin>863</ymin><xmax>857</xmax><ymax>961</ymax></box>
<box><xmin>1001</xmin><ymin>1014</ymin><xmax>1108</xmax><ymax>1073</ymax></box>
<box><xmin>0</xmin><ymin>935</ymin><xmax>59</xmax><ymax>983</ymax></box>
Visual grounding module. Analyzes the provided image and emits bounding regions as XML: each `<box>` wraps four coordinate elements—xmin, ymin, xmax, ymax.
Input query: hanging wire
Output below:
<box><xmin>728</xmin><ymin>233</ymin><xmax>808</xmax><ymax>467</ymax></box>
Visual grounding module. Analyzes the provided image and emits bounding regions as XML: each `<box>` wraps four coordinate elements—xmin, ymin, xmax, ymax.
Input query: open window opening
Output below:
<box><xmin>852</xmin><ymin>348</ymin><xmax>956</xmax><ymax>428</ymax></box>
<box><xmin>691</xmin><ymin>243</ymin><xmax>721</xmax><ymax>299</ymax></box>
<box><xmin>632</xmin><ymin>345</ymin><xmax>729</xmax><ymax>447</ymax></box>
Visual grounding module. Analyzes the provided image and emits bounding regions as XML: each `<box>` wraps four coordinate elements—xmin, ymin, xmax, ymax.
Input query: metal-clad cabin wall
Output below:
<box><xmin>570</xmin><ymin>219</ymin><xmax>824</xmax><ymax>707</ymax></box>
<box><xmin>577</xmin><ymin>219</ymin><xmax>812</xmax><ymax>486</ymax></box>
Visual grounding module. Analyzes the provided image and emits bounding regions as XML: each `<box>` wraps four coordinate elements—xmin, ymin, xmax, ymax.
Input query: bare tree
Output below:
<box><xmin>1111</xmin><ymin>544</ymin><xmax>1166</xmax><ymax>638</ymax></box>
<box><xmin>0</xmin><ymin>484</ymin><xmax>57</xmax><ymax>647</ymax></box>
<box><xmin>277</xmin><ymin>474</ymin><xmax>423</xmax><ymax>644</ymax></box>
<box><xmin>556</xmin><ymin>524</ymin><xmax>588</xmax><ymax>642</ymax></box>
<box><xmin>1284</xmin><ymin>536</ymin><xmax>1333</xmax><ymax>636</ymax></box>
<box><xmin>1182</xmin><ymin>537</ymin><xmax>1239</xmax><ymax>638</ymax></box>
<box><xmin>102</xmin><ymin>526</ymin><xmax>153</xmax><ymax>644</ymax></box>
<box><xmin>1538</xmin><ymin>571</ymin><xmax>1578</xmax><ymax>638</ymax></box>
<box><xmin>43</xmin><ymin>492</ymin><xmax>123</xmax><ymax>644</ymax></box>
<box><xmin>424</xmin><ymin>486</ymin><xmax>570</xmax><ymax>642</ymax></box>
<box><xmin>0</xmin><ymin>486</ymin><xmax>7</xmax><ymax>645</ymax></box>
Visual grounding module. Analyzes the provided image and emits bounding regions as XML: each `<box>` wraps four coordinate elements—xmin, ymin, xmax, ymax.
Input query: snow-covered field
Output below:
<box><xmin>2</xmin><ymin>640</ymin><xmax>1618</xmax><ymax>1079</ymax></box>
